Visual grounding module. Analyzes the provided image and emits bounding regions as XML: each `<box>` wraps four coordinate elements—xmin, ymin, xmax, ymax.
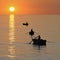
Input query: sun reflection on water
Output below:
<box><xmin>8</xmin><ymin>14</ymin><xmax>16</xmax><ymax>59</ymax></box>
<box><xmin>9</xmin><ymin>14</ymin><xmax>15</xmax><ymax>44</ymax></box>
<box><xmin>8</xmin><ymin>45</ymin><xmax>16</xmax><ymax>59</ymax></box>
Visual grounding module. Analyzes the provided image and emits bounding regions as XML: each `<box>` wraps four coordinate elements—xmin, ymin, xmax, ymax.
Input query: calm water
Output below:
<box><xmin>0</xmin><ymin>15</ymin><xmax>60</xmax><ymax>60</ymax></box>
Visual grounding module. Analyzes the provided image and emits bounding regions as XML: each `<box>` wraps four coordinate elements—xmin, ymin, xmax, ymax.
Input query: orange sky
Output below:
<box><xmin>0</xmin><ymin>0</ymin><xmax>60</xmax><ymax>14</ymax></box>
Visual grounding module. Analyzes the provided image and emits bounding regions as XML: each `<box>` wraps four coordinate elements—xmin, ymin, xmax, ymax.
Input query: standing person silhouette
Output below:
<box><xmin>29</xmin><ymin>29</ymin><xmax>34</xmax><ymax>37</ymax></box>
<box><xmin>38</xmin><ymin>35</ymin><xmax>41</xmax><ymax>40</ymax></box>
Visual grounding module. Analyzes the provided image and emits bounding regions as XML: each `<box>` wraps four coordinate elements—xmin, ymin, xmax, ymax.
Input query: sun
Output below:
<box><xmin>9</xmin><ymin>7</ymin><xmax>15</xmax><ymax>12</ymax></box>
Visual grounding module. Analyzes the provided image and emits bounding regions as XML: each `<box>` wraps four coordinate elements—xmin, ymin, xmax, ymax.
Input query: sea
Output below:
<box><xmin>0</xmin><ymin>14</ymin><xmax>60</xmax><ymax>60</ymax></box>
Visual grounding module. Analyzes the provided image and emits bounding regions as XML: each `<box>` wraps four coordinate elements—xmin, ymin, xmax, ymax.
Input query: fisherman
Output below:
<box><xmin>38</xmin><ymin>35</ymin><xmax>41</xmax><ymax>40</ymax></box>
<box><xmin>29</xmin><ymin>29</ymin><xmax>35</xmax><ymax>44</ymax></box>
<box><xmin>29</xmin><ymin>29</ymin><xmax>34</xmax><ymax>36</ymax></box>
<box><xmin>34</xmin><ymin>35</ymin><xmax>41</xmax><ymax>40</ymax></box>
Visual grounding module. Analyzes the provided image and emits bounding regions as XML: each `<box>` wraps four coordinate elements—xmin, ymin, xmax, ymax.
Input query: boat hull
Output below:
<box><xmin>32</xmin><ymin>39</ymin><xmax>46</xmax><ymax>46</ymax></box>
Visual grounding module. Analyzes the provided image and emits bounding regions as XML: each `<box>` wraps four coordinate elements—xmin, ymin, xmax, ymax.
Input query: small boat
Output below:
<box><xmin>29</xmin><ymin>29</ymin><xmax>46</xmax><ymax>46</ymax></box>
<box><xmin>22</xmin><ymin>22</ymin><xmax>29</xmax><ymax>26</ymax></box>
